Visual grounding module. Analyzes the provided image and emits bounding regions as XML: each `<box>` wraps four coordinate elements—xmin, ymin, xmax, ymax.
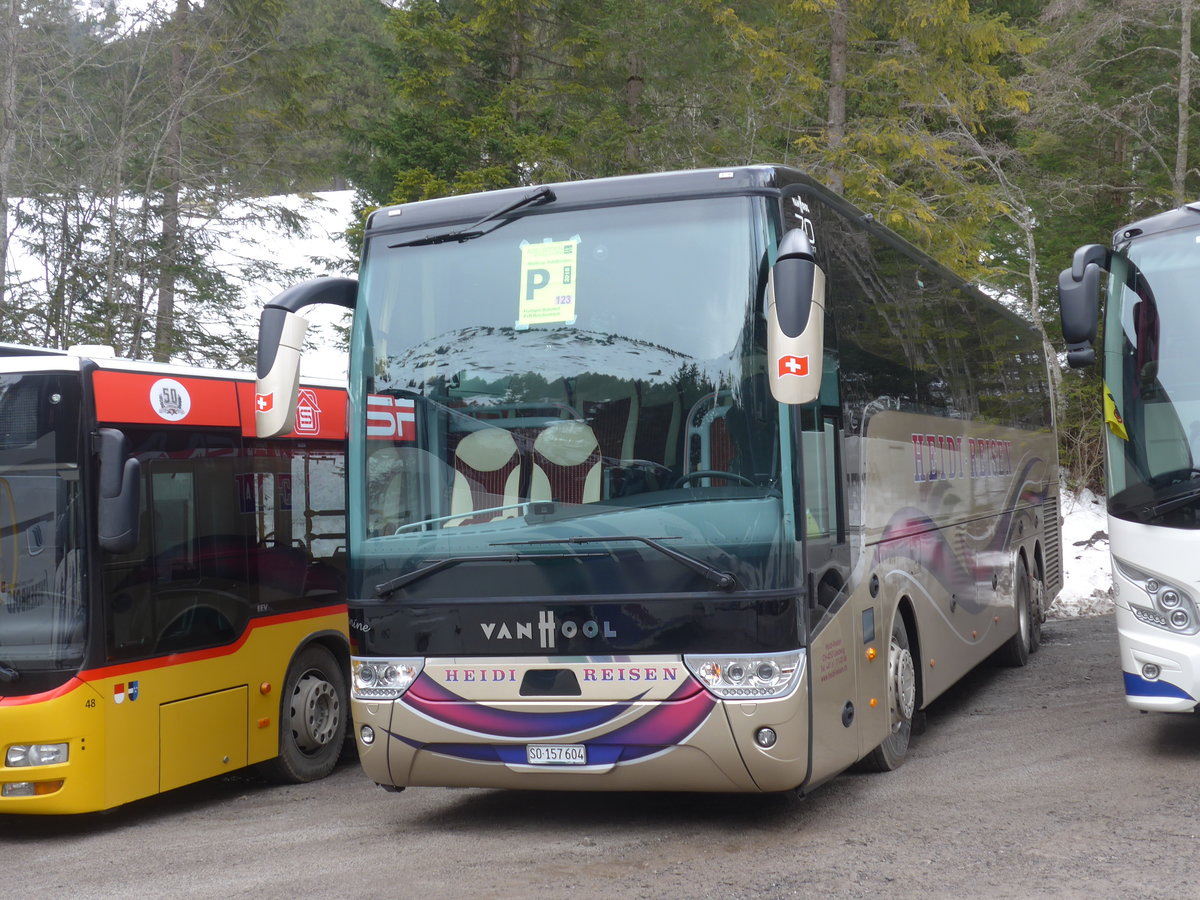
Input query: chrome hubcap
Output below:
<box><xmin>889</xmin><ymin>638</ymin><xmax>916</xmax><ymax>732</ymax></box>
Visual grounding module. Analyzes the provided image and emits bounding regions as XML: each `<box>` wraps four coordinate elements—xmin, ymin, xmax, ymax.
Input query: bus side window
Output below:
<box><xmin>802</xmin><ymin>416</ymin><xmax>839</xmax><ymax>538</ymax></box>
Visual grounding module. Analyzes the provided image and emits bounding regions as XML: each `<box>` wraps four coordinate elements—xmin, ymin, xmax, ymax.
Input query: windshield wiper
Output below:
<box><xmin>499</xmin><ymin>535</ymin><xmax>738</xmax><ymax>592</ymax></box>
<box><xmin>375</xmin><ymin>549</ymin><xmax>606</xmax><ymax>598</ymax></box>
<box><xmin>0</xmin><ymin>662</ymin><xmax>18</xmax><ymax>683</ymax></box>
<box><xmin>1111</xmin><ymin>469</ymin><xmax>1200</xmax><ymax>522</ymax></box>
<box><xmin>1132</xmin><ymin>486</ymin><xmax>1200</xmax><ymax>522</ymax></box>
<box><xmin>389</xmin><ymin>186</ymin><xmax>556</xmax><ymax>248</ymax></box>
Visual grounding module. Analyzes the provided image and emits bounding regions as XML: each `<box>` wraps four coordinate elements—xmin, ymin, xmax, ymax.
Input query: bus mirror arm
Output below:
<box><xmin>1058</xmin><ymin>244</ymin><xmax>1109</xmax><ymax>369</ymax></box>
<box><xmin>255</xmin><ymin>277</ymin><xmax>357</xmax><ymax>438</ymax></box>
<box><xmin>96</xmin><ymin>428</ymin><xmax>140</xmax><ymax>554</ymax></box>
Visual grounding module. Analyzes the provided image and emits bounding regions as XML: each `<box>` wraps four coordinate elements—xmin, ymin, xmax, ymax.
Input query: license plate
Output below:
<box><xmin>525</xmin><ymin>743</ymin><xmax>587</xmax><ymax>766</ymax></box>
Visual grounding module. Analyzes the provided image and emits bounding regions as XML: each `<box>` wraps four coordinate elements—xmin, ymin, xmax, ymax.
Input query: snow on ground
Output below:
<box><xmin>1051</xmin><ymin>485</ymin><xmax>1113</xmax><ymax>619</ymax></box>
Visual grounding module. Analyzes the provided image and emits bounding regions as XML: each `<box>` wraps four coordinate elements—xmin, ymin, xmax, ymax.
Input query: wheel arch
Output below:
<box><xmin>294</xmin><ymin>628</ymin><xmax>351</xmax><ymax>677</ymax></box>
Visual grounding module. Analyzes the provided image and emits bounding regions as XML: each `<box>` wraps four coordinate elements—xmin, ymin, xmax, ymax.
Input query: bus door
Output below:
<box><xmin>101</xmin><ymin>427</ymin><xmax>256</xmax><ymax>796</ymax></box>
<box><xmin>798</xmin><ymin>368</ymin><xmax>859</xmax><ymax>780</ymax></box>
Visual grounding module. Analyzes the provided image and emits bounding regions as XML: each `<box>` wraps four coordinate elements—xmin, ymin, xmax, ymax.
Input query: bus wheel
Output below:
<box><xmin>260</xmin><ymin>644</ymin><xmax>348</xmax><ymax>783</ymax></box>
<box><xmin>1029</xmin><ymin>575</ymin><xmax>1045</xmax><ymax>654</ymax></box>
<box><xmin>997</xmin><ymin>563</ymin><xmax>1033</xmax><ymax>668</ymax></box>
<box><xmin>861</xmin><ymin>614</ymin><xmax>916</xmax><ymax>772</ymax></box>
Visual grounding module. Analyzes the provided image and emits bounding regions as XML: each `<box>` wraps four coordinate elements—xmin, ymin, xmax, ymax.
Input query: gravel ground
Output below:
<box><xmin>4</xmin><ymin>615</ymin><xmax>1197</xmax><ymax>899</ymax></box>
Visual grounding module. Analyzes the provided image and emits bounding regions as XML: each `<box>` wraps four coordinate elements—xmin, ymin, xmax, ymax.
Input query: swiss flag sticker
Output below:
<box><xmin>777</xmin><ymin>355</ymin><xmax>809</xmax><ymax>378</ymax></box>
<box><xmin>255</xmin><ymin>392</ymin><xmax>274</xmax><ymax>413</ymax></box>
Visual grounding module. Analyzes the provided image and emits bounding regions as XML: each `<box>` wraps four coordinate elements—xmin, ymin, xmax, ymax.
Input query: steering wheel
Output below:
<box><xmin>675</xmin><ymin>470</ymin><xmax>755</xmax><ymax>488</ymax></box>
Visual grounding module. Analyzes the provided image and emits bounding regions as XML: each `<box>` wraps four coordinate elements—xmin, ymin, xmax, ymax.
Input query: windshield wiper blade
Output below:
<box><xmin>375</xmin><ymin>549</ymin><xmax>606</xmax><ymax>597</ymax></box>
<box><xmin>0</xmin><ymin>662</ymin><xmax>18</xmax><ymax>683</ymax></box>
<box><xmin>1134</xmin><ymin>486</ymin><xmax>1200</xmax><ymax>521</ymax></box>
<box><xmin>499</xmin><ymin>535</ymin><xmax>738</xmax><ymax>592</ymax></box>
<box><xmin>389</xmin><ymin>186</ymin><xmax>556</xmax><ymax>248</ymax></box>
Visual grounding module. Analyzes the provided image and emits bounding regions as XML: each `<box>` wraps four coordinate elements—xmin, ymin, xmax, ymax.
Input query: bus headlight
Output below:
<box><xmin>684</xmin><ymin>650</ymin><xmax>805</xmax><ymax>699</ymax></box>
<box><xmin>351</xmin><ymin>657</ymin><xmax>423</xmax><ymax>700</ymax></box>
<box><xmin>1114</xmin><ymin>558</ymin><xmax>1200</xmax><ymax>635</ymax></box>
<box><xmin>5</xmin><ymin>743</ymin><xmax>69</xmax><ymax>767</ymax></box>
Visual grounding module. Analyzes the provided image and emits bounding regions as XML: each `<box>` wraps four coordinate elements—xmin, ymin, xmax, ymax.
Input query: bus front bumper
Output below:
<box><xmin>1116</xmin><ymin>603</ymin><xmax>1200</xmax><ymax>713</ymax></box>
<box><xmin>351</xmin><ymin>664</ymin><xmax>812</xmax><ymax>793</ymax></box>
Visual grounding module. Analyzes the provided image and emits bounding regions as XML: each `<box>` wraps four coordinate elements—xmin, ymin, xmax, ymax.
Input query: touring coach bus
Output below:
<box><xmin>255</xmin><ymin>166</ymin><xmax>1061</xmax><ymax>794</ymax></box>
<box><xmin>1060</xmin><ymin>203</ymin><xmax>1200</xmax><ymax>712</ymax></box>
<box><xmin>0</xmin><ymin>345</ymin><xmax>347</xmax><ymax>814</ymax></box>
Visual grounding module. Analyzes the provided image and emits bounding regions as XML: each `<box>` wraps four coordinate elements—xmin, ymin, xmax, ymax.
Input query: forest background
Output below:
<box><xmin>1</xmin><ymin>0</ymin><xmax>1194</xmax><ymax>491</ymax></box>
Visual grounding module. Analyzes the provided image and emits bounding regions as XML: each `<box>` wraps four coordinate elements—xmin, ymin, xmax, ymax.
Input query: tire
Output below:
<box><xmin>259</xmin><ymin>643</ymin><xmax>348</xmax><ymax>783</ymax></box>
<box><xmin>860</xmin><ymin>612</ymin><xmax>917</xmax><ymax>772</ymax></box>
<box><xmin>997</xmin><ymin>563</ymin><xmax>1033</xmax><ymax>668</ymax></box>
<box><xmin>1029</xmin><ymin>575</ymin><xmax>1044</xmax><ymax>654</ymax></box>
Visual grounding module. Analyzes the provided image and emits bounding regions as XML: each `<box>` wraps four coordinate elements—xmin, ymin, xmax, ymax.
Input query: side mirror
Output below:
<box><xmin>1058</xmin><ymin>244</ymin><xmax>1108</xmax><ymax>369</ymax></box>
<box><xmin>768</xmin><ymin>228</ymin><xmax>826</xmax><ymax>405</ymax></box>
<box><xmin>255</xmin><ymin>306</ymin><xmax>309</xmax><ymax>437</ymax></box>
<box><xmin>255</xmin><ymin>277</ymin><xmax>357</xmax><ymax>438</ymax></box>
<box><xmin>97</xmin><ymin>428</ymin><xmax>140</xmax><ymax>553</ymax></box>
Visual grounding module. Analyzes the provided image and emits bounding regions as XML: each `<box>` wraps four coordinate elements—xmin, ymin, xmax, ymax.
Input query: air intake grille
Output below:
<box><xmin>1042</xmin><ymin>492</ymin><xmax>1063</xmax><ymax>595</ymax></box>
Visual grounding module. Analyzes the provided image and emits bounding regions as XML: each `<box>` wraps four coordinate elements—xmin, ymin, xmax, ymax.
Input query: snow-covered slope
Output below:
<box><xmin>1053</xmin><ymin>486</ymin><xmax>1113</xmax><ymax>618</ymax></box>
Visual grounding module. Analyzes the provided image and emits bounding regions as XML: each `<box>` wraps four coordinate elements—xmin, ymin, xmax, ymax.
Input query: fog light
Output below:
<box><xmin>1142</xmin><ymin>663</ymin><xmax>1161</xmax><ymax>680</ymax></box>
<box><xmin>1</xmin><ymin>780</ymin><xmax>64</xmax><ymax>797</ymax></box>
<box><xmin>754</xmin><ymin>727</ymin><xmax>777</xmax><ymax>749</ymax></box>
<box><xmin>359</xmin><ymin>725</ymin><xmax>375</xmax><ymax>746</ymax></box>
<box><xmin>1171</xmin><ymin>610</ymin><xmax>1190</xmax><ymax>629</ymax></box>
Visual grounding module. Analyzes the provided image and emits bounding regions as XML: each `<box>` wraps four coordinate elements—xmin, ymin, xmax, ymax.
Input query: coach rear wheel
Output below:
<box><xmin>1029</xmin><ymin>575</ymin><xmax>1044</xmax><ymax>654</ymax></box>
<box><xmin>861</xmin><ymin>613</ymin><xmax>916</xmax><ymax>772</ymax></box>
<box><xmin>997</xmin><ymin>563</ymin><xmax>1034</xmax><ymax>667</ymax></box>
<box><xmin>259</xmin><ymin>643</ymin><xmax>347</xmax><ymax>783</ymax></box>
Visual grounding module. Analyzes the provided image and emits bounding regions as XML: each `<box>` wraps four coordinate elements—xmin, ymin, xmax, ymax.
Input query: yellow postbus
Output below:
<box><xmin>0</xmin><ymin>345</ymin><xmax>348</xmax><ymax>814</ymax></box>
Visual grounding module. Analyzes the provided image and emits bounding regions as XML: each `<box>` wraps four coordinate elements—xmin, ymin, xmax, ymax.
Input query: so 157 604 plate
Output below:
<box><xmin>525</xmin><ymin>744</ymin><xmax>587</xmax><ymax>765</ymax></box>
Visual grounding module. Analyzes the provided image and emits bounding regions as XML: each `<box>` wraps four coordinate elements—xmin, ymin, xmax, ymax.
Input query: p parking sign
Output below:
<box><xmin>516</xmin><ymin>238</ymin><xmax>579</xmax><ymax>327</ymax></box>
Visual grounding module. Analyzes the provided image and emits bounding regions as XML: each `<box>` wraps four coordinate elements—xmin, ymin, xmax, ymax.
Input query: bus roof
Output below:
<box><xmin>365</xmin><ymin>165</ymin><xmax>802</xmax><ymax>236</ymax></box>
<box><xmin>1114</xmin><ymin>202</ymin><xmax>1200</xmax><ymax>246</ymax></box>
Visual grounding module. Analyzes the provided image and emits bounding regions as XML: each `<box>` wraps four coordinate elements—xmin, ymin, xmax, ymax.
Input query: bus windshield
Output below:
<box><xmin>351</xmin><ymin>194</ymin><xmax>797</xmax><ymax>601</ymax></box>
<box><xmin>1105</xmin><ymin>227</ymin><xmax>1200</xmax><ymax>526</ymax></box>
<box><xmin>0</xmin><ymin>371</ymin><xmax>85</xmax><ymax>684</ymax></box>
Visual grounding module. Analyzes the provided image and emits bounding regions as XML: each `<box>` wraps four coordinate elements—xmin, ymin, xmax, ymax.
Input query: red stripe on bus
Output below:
<box><xmin>0</xmin><ymin>604</ymin><xmax>348</xmax><ymax>707</ymax></box>
<box><xmin>93</xmin><ymin>370</ymin><xmax>243</xmax><ymax>428</ymax></box>
<box><xmin>234</xmin><ymin>382</ymin><xmax>347</xmax><ymax>440</ymax></box>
